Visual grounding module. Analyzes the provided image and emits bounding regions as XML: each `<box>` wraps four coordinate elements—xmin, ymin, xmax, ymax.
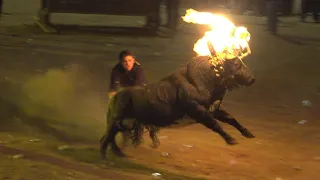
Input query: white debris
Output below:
<box><xmin>161</xmin><ymin>152</ymin><xmax>170</xmax><ymax>157</ymax></box>
<box><xmin>7</xmin><ymin>134</ymin><xmax>14</xmax><ymax>138</ymax></box>
<box><xmin>183</xmin><ymin>144</ymin><xmax>193</xmax><ymax>148</ymax></box>
<box><xmin>154</xmin><ymin>52</ymin><xmax>161</xmax><ymax>56</ymax></box>
<box><xmin>302</xmin><ymin>100</ymin><xmax>312</xmax><ymax>107</ymax></box>
<box><xmin>67</xmin><ymin>172</ymin><xmax>75</xmax><ymax>176</ymax></box>
<box><xmin>106</xmin><ymin>44</ymin><xmax>114</xmax><ymax>47</ymax></box>
<box><xmin>29</xmin><ymin>139</ymin><xmax>41</xmax><ymax>142</ymax></box>
<box><xmin>152</xmin><ymin>173</ymin><xmax>162</xmax><ymax>179</ymax></box>
<box><xmin>26</xmin><ymin>39</ymin><xmax>33</xmax><ymax>43</ymax></box>
<box><xmin>158</xmin><ymin>136</ymin><xmax>168</xmax><ymax>140</ymax></box>
<box><xmin>298</xmin><ymin>120</ymin><xmax>308</xmax><ymax>125</ymax></box>
<box><xmin>12</xmin><ymin>154</ymin><xmax>24</xmax><ymax>159</ymax></box>
<box><xmin>292</xmin><ymin>165</ymin><xmax>302</xmax><ymax>171</ymax></box>
<box><xmin>313</xmin><ymin>156</ymin><xmax>320</xmax><ymax>161</ymax></box>
<box><xmin>137</xmin><ymin>20</ymin><xmax>144</xmax><ymax>25</ymax></box>
<box><xmin>57</xmin><ymin>145</ymin><xmax>71</xmax><ymax>151</ymax></box>
<box><xmin>229</xmin><ymin>160</ymin><xmax>237</xmax><ymax>165</ymax></box>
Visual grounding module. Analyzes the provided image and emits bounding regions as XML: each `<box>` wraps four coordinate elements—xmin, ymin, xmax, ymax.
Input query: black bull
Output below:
<box><xmin>100</xmin><ymin>56</ymin><xmax>256</xmax><ymax>158</ymax></box>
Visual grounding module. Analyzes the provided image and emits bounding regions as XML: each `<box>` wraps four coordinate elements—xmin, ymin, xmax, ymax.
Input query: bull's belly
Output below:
<box><xmin>139</xmin><ymin>106</ymin><xmax>185</xmax><ymax>127</ymax></box>
<box><xmin>142</xmin><ymin>113</ymin><xmax>184</xmax><ymax>127</ymax></box>
<box><xmin>167</xmin><ymin>117</ymin><xmax>197</xmax><ymax>128</ymax></box>
<box><xmin>142</xmin><ymin>115</ymin><xmax>197</xmax><ymax>128</ymax></box>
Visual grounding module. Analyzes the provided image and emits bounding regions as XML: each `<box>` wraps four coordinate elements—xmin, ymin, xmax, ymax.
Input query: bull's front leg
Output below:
<box><xmin>179</xmin><ymin>83</ymin><xmax>211</xmax><ymax>106</ymax></box>
<box><xmin>186</xmin><ymin>102</ymin><xmax>238</xmax><ymax>145</ymax></box>
<box><xmin>214</xmin><ymin>106</ymin><xmax>255</xmax><ymax>138</ymax></box>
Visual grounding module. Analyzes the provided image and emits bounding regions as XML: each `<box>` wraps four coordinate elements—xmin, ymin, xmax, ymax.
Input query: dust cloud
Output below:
<box><xmin>10</xmin><ymin>64</ymin><xmax>108</xmax><ymax>140</ymax></box>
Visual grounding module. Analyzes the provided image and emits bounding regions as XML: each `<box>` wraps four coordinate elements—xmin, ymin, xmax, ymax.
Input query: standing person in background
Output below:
<box><xmin>0</xmin><ymin>0</ymin><xmax>9</xmax><ymax>17</ymax></box>
<box><xmin>166</xmin><ymin>0</ymin><xmax>181</xmax><ymax>30</ymax></box>
<box><xmin>266</xmin><ymin>0</ymin><xmax>278</xmax><ymax>34</ymax></box>
<box><xmin>309</xmin><ymin>0</ymin><xmax>319</xmax><ymax>22</ymax></box>
<box><xmin>254</xmin><ymin>0</ymin><xmax>266</xmax><ymax>16</ymax></box>
<box><xmin>0</xmin><ymin>0</ymin><xmax>3</xmax><ymax>16</ymax></box>
<box><xmin>301</xmin><ymin>0</ymin><xmax>308</xmax><ymax>22</ymax></box>
<box><xmin>301</xmin><ymin>0</ymin><xmax>319</xmax><ymax>22</ymax></box>
<box><xmin>145</xmin><ymin>0</ymin><xmax>161</xmax><ymax>28</ymax></box>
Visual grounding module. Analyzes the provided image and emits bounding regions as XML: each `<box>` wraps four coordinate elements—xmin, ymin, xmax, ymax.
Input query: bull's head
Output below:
<box><xmin>186</xmin><ymin>56</ymin><xmax>255</xmax><ymax>94</ymax></box>
<box><xmin>221</xmin><ymin>57</ymin><xmax>255</xmax><ymax>88</ymax></box>
<box><xmin>206</xmin><ymin>41</ymin><xmax>255</xmax><ymax>90</ymax></box>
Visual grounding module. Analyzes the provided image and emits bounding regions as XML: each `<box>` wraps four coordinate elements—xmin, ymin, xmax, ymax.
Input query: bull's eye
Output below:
<box><xmin>234</xmin><ymin>62</ymin><xmax>241</xmax><ymax>70</ymax></box>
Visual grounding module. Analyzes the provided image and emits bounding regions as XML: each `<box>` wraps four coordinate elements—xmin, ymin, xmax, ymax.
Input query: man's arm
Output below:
<box><xmin>109</xmin><ymin>69</ymin><xmax>121</xmax><ymax>97</ymax></box>
<box><xmin>134</xmin><ymin>67</ymin><xmax>147</xmax><ymax>86</ymax></box>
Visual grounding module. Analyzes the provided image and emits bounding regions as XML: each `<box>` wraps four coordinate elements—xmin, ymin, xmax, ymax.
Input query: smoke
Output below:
<box><xmin>21</xmin><ymin>68</ymin><xmax>75</xmax><ymax>116</ymax></box>
<box><xmin>15</xmin><ymin>64</ymin><xmax>107</xmax><ymax>140</ymax></box>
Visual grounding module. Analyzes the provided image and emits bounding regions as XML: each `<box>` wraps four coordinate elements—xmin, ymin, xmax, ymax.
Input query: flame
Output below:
<box><xmin>182</xmin><ymin>9</ymin><xmax>251</xmax><ymax>61</ymax></box>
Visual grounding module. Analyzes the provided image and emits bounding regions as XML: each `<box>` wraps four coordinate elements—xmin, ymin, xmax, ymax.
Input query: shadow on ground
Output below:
<box><xmin>275</xmin><ymin>34</ymin><xmax>320</xmax><ymax>47</ymax></box>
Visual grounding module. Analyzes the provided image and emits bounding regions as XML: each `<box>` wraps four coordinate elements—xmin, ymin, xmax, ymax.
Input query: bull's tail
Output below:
<box><xmin>99</xmin><ymin>94</ymin><xmax>115</xmax><ymax>143</ymax></box>
<box><xmin>105</xmin><ymin>94</ymin><xmax>117</xmax><ymax>127</ymax></box>
<box><xmin>100</xmin><ymin>90</ymin><xmax>129</xmax><ymax>159</ymax></box>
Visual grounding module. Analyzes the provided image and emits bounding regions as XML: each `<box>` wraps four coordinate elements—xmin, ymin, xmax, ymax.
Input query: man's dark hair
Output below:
<box><xmin>119</xmin><ymin>50</ymin><xmax>134</xmax><ymax>61</ymax></box>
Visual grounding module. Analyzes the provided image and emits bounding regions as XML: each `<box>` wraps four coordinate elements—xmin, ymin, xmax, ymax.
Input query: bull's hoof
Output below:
<box><xmin>111</xmin><ymin>149</ymin><xmax>126</xmax><ymax>157</ymax></box>
<box><xmin>150</xmin><ymin>141</ymin><xmax>160</xmax><ymax>149</ymax></box>
<box><xmin>132</xmin><ymin>137</ymin><xmax>143</xmax><ymax>148</ymax></box>
<box><xmin>111</xmin><ymin>145</ymin><xmax>126</xmax><ymax>157</ymax></box>
<box><xmin>150</xmin><ymin>144</ymin><xmax>159</xmax><ymax>149</ymax></box>
<box><xmin>132</xmin><ymin>140</ymin><xmax>142</xmax><ymax>148</ymax></box>
<box><xmin>226</xmin><ymin>137</ymin><xmax>238</xmax><ymax>145</ymax></box>
<box><xmin>241</xmin><ymin>129</ymin><xmax>255</xmax><ymax>138</ymax></box>
<box><xmin>100</xmin><ymin>149</ymin><xmax>107</xmax><ymax>160</ymax></box>
<box><xmin>112</xmin><ymin>151</ymin><xmax>126</xmax><ymax>157</ymax></box>
<box><xmin>150</xmin><ymin>136</ymin><xmax>160</xmax><ymax>149</ymax></box>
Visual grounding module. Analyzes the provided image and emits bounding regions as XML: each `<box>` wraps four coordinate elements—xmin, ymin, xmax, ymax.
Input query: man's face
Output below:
<box><xmin>121</xmin><ymin>55</ymin><xmax>135</xmax><ymax>71</ymax></box>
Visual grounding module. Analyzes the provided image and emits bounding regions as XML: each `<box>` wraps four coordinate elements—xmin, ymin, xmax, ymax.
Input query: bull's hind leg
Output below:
<box><xmin>100</xmin><ymin>121</ymin><xmax>118</xmax><ymax>159</ymax></box>
<box><xmin>100</xmin><ymin>90</ymin><xmax>133</xmax><ymax>159</ymax></box>
<box><xmin>131</xmin><ymin>122</ymin><xmax>144</xmax><ymax>148</ymax></box>
<box><xmin>100</xmin><ymin>120</ymin><xmax>125</xmax><ymax>158</ymax></box>
<box><xmin>147</xmin><ymin>126</ymin><xmax>160</xmax><ymax>148</ymax></box>
<box><xmin>100</xmin><ymin>120</ymin><xmax>126</xmax><ymax>159</ymax></box>
<box><xmin>214</xmin><ymin>107</ymin><xmax>255</xmax><ymax>138</ymax></box>
<box><xmin>187</xmin><ymin>103</ymin><xmax>238</xmax><ymax>145</ymax></box>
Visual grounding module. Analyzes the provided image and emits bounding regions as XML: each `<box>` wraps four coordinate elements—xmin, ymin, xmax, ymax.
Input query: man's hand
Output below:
<box><xmin>108</xmin><ymin>91</ymin><xmax>116</xmax><ymax>99</ymax></box>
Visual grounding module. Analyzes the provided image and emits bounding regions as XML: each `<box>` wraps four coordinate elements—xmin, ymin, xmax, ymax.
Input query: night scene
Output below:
<box><xmin>0</xmin><ymin>0</ymin><xmax>319</xmax><ymax>180</ymax></box>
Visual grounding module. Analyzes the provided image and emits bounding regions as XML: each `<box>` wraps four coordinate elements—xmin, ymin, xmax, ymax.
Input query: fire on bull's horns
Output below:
<box><xmin>182</xmin><ymin>9</ymin><xmax>252</xmax><ymax>64</ymax></box>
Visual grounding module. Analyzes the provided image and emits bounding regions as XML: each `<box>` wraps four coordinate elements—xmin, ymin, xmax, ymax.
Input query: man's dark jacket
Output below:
<box><xmin>109</xmin><ymin>63</ymin><xmax>146</xmax><ymax>92</ymax></box>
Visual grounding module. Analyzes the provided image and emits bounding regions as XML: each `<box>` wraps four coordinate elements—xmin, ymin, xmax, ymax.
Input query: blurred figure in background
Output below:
<box><xmin>165</xmin><ymin>0</ymin><xmax>181</xmax><ymax>30</ymax></box>
<box><xmin>301</xmin><ymin>0</ymin><xmax>319</xmax><ymax>22</ymax></box>
<box><xmin>0</xmin><ymin>0</ymin><xmax>3</xmax><ymax>16</ymax></box>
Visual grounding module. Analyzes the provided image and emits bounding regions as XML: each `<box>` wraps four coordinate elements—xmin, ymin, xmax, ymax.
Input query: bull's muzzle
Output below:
<box><xmin>247</xmin><ymin>78</ymin><xmax>255</xmax><ymax>86</ymax></box>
